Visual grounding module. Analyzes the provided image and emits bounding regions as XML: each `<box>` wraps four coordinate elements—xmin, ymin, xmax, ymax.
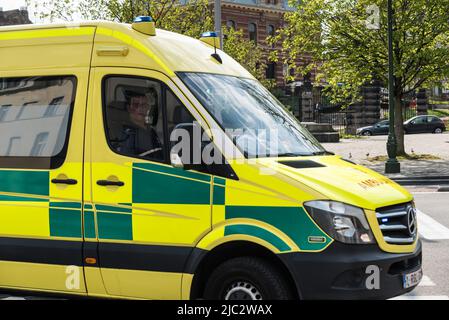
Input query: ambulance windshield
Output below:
<box><xmin>178</xmin><ymin>72</ymin><xmax>326</xmax><ymax>158</ymax></box>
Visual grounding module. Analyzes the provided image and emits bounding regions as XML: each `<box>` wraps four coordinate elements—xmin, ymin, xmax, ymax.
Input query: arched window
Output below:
<box><xmin>266</xmin><ymin>63</ymin><xmax>276</xmax><ymax>79</ymax></box>
<box><xmin>248</xmin><ymin>23</ymin><xmax>257</xmax><ymax>43</ymax></box>
<box><xmin>226</xmin><ymin>20</ymin><xmax>236</xmax><ymax>30</ymax></box>
<box><xmin>267</xmin><ymin>24</ymin><xmax>275</xmax><ymax>37</ymax></box>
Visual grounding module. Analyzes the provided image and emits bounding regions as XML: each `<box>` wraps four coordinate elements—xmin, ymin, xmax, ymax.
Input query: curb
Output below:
<box><xmin>391</xmin><ymin>176</ymin><xmax>449</xmax><ymax>186</ymax></box>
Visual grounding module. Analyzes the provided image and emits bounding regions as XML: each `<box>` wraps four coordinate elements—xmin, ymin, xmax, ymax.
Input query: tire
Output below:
<box><xmin>362</xmin><ymin>130</ymin><xmax>372</xmax><ymax>136</ymax></box>
<box><xmin>434</xmin><ymin>127</ymin><xmax>443</xmax><ymax>134</ymax></box>
<box><xmin>203</xmin><ymin>257</ymin><xmax>294</xmax><ymax>300</ymax></box>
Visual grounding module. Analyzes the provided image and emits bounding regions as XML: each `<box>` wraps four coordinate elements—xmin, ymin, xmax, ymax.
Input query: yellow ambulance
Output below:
<box><xmin>0</xmin><ymin>17</ymin><xmax>422</xmax><ymax>300</ymax></box>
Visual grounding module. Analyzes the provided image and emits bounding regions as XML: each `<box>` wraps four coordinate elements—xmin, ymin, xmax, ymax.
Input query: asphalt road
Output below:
<box><xmin>392</xmin><ymin>189</ymin><xmax>449</xmax><ymax>300</ymax></box>
<box><xmin>1</xmin><ymin>189</ymin><xmax>448</xmax><ymax>301</ymax></box>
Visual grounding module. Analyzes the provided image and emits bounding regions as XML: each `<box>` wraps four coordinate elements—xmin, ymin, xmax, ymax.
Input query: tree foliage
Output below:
<box><xmin>274</xmin><ymin>0</ymin><xmax>449</xmax><ymax>154</ymax></box>
<box><xmin>223</xmin><ymin>27</ymin><xmax>275</xmax><ymax>89</ymax></box>
<box><xmin>27</xmin><ymin>0</ymin><xmax>270</xmax><ymax>84</ymax></box>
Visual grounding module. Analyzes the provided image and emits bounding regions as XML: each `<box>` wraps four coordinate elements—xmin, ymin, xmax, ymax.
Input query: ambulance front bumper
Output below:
<box><xmin>279</xmin><ymin>240</ymin><xmax>422</xmax><ymax>300</ymax></box>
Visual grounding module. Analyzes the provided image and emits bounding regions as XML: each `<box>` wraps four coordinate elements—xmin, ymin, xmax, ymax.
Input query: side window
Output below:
<box><xmin>430</xmin><ymin>116</ymin><xmax>440</xmax><ymax>123</ymax></box>
<box><xmin>103</xmin><ymin>76</ymin><xmax>165</xmax><ymax>162</ymax></box>
<box><xmin>414</xmin><ymin>117</ymin><xmax>426</xmax><ymax>124</ymax></box>
<box><xmin>0</xmin><ymin>76</ymin><xmax>76</xmax><ymax>169</ymax></box>
<box><xmin>166</xmin><ymin>87</ymin><xmax>237</xmax><ymax>179</ymax></box>
<box><xmin>103</xmin><ymin>76</ymin><xmax>237</xmax><ymax>179</ymax></box>
<box><xmin>166</xmin><ymin>89</ymin><xmax>196</xmax><ymax>138</ymax></box>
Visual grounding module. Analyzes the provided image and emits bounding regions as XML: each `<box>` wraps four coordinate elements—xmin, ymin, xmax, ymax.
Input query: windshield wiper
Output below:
<box><xmin>312</xmin><ymin>151</ymin><xmax>334</xmax><ymax>156</ymax></box>
<box><xmin>274</xmin><ymin>152</ymin><xmax>313</xmax><ymax>157</ymax></box>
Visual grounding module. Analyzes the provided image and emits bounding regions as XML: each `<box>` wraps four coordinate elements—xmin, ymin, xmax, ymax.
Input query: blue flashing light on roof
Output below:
<box><xmin>132</xmin><ymin>16</ymin><xmax>156</xmax><ymax>36</ymax></box>
<box><xmin>199</xmin><ymin>31</ymin><xmax>222</xmax><ymax>64</ymax></box>
<box><xmin>201</xmin><ymin>31</ymin><xmax>218</xmax><ymax>38</ymax></box>
<box><xmin>134</xmin><ymin>16</ymin><xmax>153</xmax><ymax>23</ymax></box>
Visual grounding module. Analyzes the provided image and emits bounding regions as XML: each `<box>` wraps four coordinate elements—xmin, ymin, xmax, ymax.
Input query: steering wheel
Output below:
<box><xmin>139</xmin><ymin>147</ymin><xmax>163</xmax><ymax>158</ymax></box>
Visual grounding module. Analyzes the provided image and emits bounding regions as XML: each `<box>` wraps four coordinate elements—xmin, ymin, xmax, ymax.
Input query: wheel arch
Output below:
<box><xmin>187</xmin><ymin>240</ymin><xmax>301</xmax><ymax>300</ymax></box>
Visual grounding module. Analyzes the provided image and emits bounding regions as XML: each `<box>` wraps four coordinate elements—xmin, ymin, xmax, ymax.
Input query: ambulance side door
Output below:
<box><xmin>87</xmin><ymin>67</ymin><xmax>212</xmax><ymax>299</ymax></box>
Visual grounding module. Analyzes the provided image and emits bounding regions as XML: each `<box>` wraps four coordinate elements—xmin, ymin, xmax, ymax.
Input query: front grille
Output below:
<box><xmin>376</xmin><ymin>202</ymin><xmax>417</xmax><ymax>245</ymax></box>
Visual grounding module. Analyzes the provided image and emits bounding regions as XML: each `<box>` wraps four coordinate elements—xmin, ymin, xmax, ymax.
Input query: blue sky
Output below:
<box><xmin>0</xmin><ymin>0</ymin><xmax>83</xmax><ymax>23</ymax></box>
<box><xmin>0</xmin><ymin>0</ymin><xmax>27</xmax><ymax>10</ymax></box>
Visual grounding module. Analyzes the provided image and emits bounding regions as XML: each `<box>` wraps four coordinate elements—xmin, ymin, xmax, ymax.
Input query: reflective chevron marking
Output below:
<box><xmin>417</xmin><ymin>209</ymin><xmax>449</xmax><ymax>240</ymax></box>
<box><xmin>418</xmin><ymin>275</ymin><xmax>436</xmax><ymax>287</ymax></box>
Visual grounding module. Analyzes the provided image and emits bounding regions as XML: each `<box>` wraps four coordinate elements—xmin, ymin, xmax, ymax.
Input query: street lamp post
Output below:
<box><xmin>385</xmin><ymin>0</ymin><xmax>401</xmax><ymax>174</ymax></box>
<box><xmin>214</xmin><ymin>0</ymin><xmax>223</xmax><ymax>48</ymax></box>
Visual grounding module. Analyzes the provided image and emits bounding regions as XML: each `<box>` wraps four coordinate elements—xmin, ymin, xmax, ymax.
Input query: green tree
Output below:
<box><xmin>107</xmin><ymin>0</ymin><xmax>214</xmax><ymax>38</ymax></box>
<box><xmin>275</xmin><ymin>0</ymin><xmax>449</xmax><ymax>155</ymax></box>
<box><xmin>28</xmin><ymin>0</ymin><xmax>271</xmax><ymax>85</ymax></box>
<box><xmin>223</xmin><ymin>27</ymin><xmax>275</xmax><ymax>89</ymax></box>
<box><xmin>26</xmin><ymin>0</ymin><xmax>110</xmax><ymax>21</ymax></box>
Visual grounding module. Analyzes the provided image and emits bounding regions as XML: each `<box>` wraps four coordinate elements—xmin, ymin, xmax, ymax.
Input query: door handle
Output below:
<box><xmin>51</xmin><ymin>178</ymin><xmax>78</xmax><ymax>185</ymax></box>
<box><xmin>96</xmin><ymin>180</ymin><xmax>125</xmax><ymax>187</ymax></box>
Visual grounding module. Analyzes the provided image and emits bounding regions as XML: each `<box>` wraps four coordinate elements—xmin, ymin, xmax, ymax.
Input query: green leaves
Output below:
<box><xmin>277</xmin><ymin>0</ymin><xmax>449</xmax><ymax>104</ymax></box>
<box><xmin>29</xmin><ymin>0</ymin><xmax>271</xmax><ymax>86</ymax></box>
<box><xmin>222</xmin><ymin>27</ymin><xmax>273</xmax><ymax>89</ymax></box>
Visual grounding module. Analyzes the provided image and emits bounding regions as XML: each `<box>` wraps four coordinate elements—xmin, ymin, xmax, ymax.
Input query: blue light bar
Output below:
<box><xmin>134</xmin><ymin>16</ymin><xmax>153</xmax><ymax>23</ymax></box>
<box><xmin>201</xmin><ymin>31</ymin><xmax>218</xmax><ymax>38</ymax></box>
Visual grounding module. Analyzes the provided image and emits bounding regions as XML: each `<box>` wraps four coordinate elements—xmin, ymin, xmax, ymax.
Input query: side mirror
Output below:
<box><xmin>170</xmin><ymin>150</ymin><xmax>184</xmax><ymax>169</ymax></box>
<box><xmin>169</xmin><ymin>122</ymin><xmax>204</xmax><ymax>170</ymax></box>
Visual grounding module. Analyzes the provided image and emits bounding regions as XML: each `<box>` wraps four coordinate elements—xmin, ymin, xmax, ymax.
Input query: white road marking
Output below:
<box><xmin>411</xmin><ymin>192</ymin><xmax>444</xmax><ymax>194</ymax></box>
<box><xmin>391</xmin><ymin>295</ymin><xmax>449</xmax><ymax>300</ymax></box>
<box><xmin>418</xmin><ymin>275</ymin><xmax>436</xmax><ymax>287</ymax></box>
<box><xmin>417</xmin><ymin>209</ymin><xmax>449</xmax><ymax>240</ymax></box>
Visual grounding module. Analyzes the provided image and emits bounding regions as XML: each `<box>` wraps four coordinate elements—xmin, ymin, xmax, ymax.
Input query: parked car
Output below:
<box><xmin>404</xmin><ymin>115</ymin><xmax>446</xmax><ymax>134</ymax></box>
<box><xmin>356</xmin><ymin>120</ymin><xmax>389</xmax><ymax>136</ymax></box>
<box><xmin>357</xmin><ymin>115</ymin><xmax>446</xmax><ymax>136</ymax></box>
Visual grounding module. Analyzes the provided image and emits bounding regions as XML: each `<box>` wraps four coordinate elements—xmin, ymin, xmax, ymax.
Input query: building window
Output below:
<box><xmin>15</xmin><ymin>101</ymin><xmax>38</xmax><ymax>120</ymax></box>
<box><xmin>0</xmin><ymin>105</ymin><xmax>11</xmax><ymax>122</ymax></box>
<box><xmin>248</xmin><ymin>23</ymin><xmax>257</xmax><ymax>43</ymax></box>
<box><xmin>267</xmin><ymin>24</ymin><xmax>275</xmax><ymax>48</ymax></box>
<box><xmin>267</xmin><ymin>24</ymin><xmax>275</xmax><ymax>37</ymax></box>
<box><xmin>266</xmin><ymin>63</ymin><xmax>276</xmax><ymax>79</ymax></box>
<box><xmin>289</xmin><ymin>67</ymin><xmax>295</xmax><ymax>77</ymax></box>
<box><xmin>30</xmin><ymin>132</ymin><xmax>49</xmax><ymax>156</ymax></box>
<box><xmin>226</xmin><ymin>20</ymin><xmax>236</xmax><ymax>30</ymax></box>
<box><xmin>44</xmin><ymin>96</ymin><xmax>64</xmax><ymax>117</ymax></box>
<box><xmin>6</xmin><ymin>137</ymin><xmax>21</xmax><ymax>156</ymax></box>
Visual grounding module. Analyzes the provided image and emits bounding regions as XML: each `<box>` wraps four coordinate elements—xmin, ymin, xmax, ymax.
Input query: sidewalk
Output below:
<box><xmin>358</xmin><ymin>159</ymin><xmax>449</xmax><ymax>179</ymax></box>
<box><xmin>322</xmin><ymin>133</ymin><xmax>449</xmax><ymax>180</ymax></box>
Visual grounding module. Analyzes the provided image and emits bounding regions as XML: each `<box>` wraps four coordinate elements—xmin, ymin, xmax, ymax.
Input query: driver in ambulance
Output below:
<box><xmin>118</xmin><ymin>89</ymin><xmax>163</xmax><ymax>159</ymax></box>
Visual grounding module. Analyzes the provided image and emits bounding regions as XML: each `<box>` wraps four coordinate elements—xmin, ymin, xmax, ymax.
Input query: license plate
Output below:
<box><xmin>403</xmin><ymin>268</ymin><xmax>423</xmax><ymax>289</ymax></box>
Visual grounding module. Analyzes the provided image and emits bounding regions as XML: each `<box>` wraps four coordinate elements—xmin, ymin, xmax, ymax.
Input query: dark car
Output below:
<box><xmin>356</xmin><ymin>120</ymin><xmax>389</xmax><ymax>136</ymax></box>
<box><xmin>357</xmin><ymin>116</ymin><xmax>446</xmax><ymax>136</ymax></box>
<box><xmin>404</xmin><ymin>115</ymin><xmax>446</xmax><ymax>134</ymax></box>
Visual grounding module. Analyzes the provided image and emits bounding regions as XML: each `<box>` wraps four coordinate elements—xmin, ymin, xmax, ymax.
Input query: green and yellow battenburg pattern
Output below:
<box><xmin>0</xmin><ymin>163</ymin><xmax>332</xmax><ymax>252</ymax></box>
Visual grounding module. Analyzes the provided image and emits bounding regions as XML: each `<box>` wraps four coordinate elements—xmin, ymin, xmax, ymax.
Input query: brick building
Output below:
<box><xmin>215</xmin><ymin>0</ymin><xmax>300</xmax><ymax>87</ymax></box>
<box><xmin>0</xmin><ymin>8</ymin><xmax>32</xmax><ymax>26</ymax></box>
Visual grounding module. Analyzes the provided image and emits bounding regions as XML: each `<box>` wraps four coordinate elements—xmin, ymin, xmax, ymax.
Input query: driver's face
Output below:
<box><xmin>128</xmin><ymin>96</ymin><xmax>150</xmax><ymax>127</ymax></box>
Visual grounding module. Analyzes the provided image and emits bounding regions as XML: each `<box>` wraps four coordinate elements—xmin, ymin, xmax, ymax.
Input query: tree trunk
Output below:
<box><xmin>394</xmin><ymin>94</ymin><xmax>406</xmax><ymax>156</ymax></box>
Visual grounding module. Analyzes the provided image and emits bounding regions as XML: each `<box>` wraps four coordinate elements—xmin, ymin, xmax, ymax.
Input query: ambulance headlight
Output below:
<box><xmin>304</xmin><ymin>201</ymin><xmax>375</xmax><ymax>244</ymax></box>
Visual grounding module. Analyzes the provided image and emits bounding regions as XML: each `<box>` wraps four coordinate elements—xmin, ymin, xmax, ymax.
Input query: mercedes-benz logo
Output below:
<box><xmin>407</xmin><ymin>207</ymin><xmax>418</xmax><ymax>237</ymax></box>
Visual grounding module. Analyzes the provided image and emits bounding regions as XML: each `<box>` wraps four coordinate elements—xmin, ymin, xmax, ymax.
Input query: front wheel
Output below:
<box><xmin>362</xmin><ymin>130</ymin><xmax>372</xmax><ymax>136</ymax></box>
<box><xmin>203</xmin><ymin>257</ymin><xmax>294</xmax><ymax>300</ymax></box>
